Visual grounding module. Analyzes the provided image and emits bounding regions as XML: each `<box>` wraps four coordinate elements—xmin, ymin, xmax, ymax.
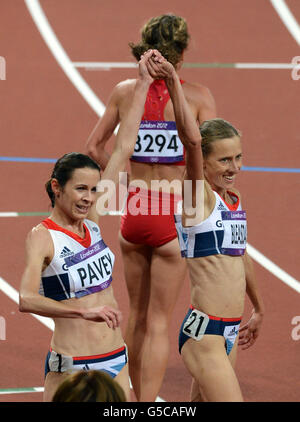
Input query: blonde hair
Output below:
<box><xmin>129</xmin><ymin>14</ymin><xmax>190</xmax><ymax>67</ymax></box>
<box><xmin>200</xmin><ymin>118</ymin><xmax>241</xmax><ymax>157</ymax></box>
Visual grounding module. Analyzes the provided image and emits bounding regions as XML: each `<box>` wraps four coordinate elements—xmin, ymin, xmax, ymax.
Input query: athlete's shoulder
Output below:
<box><xmin>25</xmin><ymin>223</ymin><xmax>53</xmax><ymax>256</ymax></box>
<box><xmin>182</xmin><ymin>81</ymin><xmax>216</xmax><ymax>120</ymax></box>
<box><xmin>182</xmin><ymin>80</ymin><xmax>213</xmax><ymax>98</ymax></box>
<box><xmin>114</xmin><ymin>78</ymin><xmax>137</xmax><ymax>94</ymax></box>
<box><xmin>28</xmin><ymin>222</ymin><xmax>50</xmax><ymax>239</ymax></box>
<box><xmin>109</xmin><ymin>79</ymin><xmax>139</xmax><ymax>108</ymax></box>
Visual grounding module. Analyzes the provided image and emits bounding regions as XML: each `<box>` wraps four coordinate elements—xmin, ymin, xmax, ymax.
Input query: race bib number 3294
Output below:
<box><xmin>132</xmin><ymin>121</ymin><xmax>184</xmax><ymax>163</ymax></box>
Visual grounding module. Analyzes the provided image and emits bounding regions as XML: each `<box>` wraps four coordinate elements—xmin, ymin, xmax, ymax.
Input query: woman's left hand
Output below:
<box><xmin>238</xmin><ymin>310</ymin><xmax>263</xmax><ymax>349</ymax></box>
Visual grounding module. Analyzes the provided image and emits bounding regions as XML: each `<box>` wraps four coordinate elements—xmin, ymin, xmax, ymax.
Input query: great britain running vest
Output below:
<box><xmin>40</xmin><ymin>218</ymin><xmax>115</xmax><ymax>301</ymax></box>
<box><xmin>175</xmin><ymin>191</ymin><xmax>247</xmax><ymax>258</ymax></box>
<box><xmin>130</xmin><ymin>79</ymin><xmax>185</xmax><ymax>165</ymax></box>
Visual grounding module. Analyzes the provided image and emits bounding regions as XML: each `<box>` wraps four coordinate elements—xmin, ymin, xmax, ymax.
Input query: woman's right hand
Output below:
<box><xmin>82</xmin><ymin>305</ymin><xmax>123</xmax><ymax>329</ymax></box>
<box><xmin>138</xmin><ymin>49</ymin><xmax>155</xmax><ymax>85</ymax></box>
<box><xmin>146</xmin><ymin>49</ymin><xmax>176</xmax><ymax>80</ymax></box>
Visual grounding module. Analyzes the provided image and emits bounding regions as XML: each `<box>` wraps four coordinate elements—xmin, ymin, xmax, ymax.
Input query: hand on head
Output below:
<box><xmin>139</xmin><ymin>49</ymin><xmax>175</xmax><ymax>81</ymax></box>
<box><xmin>148</xmin><ymin>49</ymin><xmax>175</xmax><ymax>80</ymax></box>
<box><xmin>138</xmin><ymin>49</ymin><xmax>155</xmax><ymax>84</ymax></box>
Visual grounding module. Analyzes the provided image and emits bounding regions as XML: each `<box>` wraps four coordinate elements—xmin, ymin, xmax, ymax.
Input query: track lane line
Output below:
<box><xmin>0</xmin><ymin>276</ymin><xmax>54</xmax><ymax>330</ymax></box>
<box><xmin>246</xmin><ymin>245</ymin><xmax>299</xmax><ymax>294</ymax></box>
<box><xmin>73</xmin><ymin>61</ymin><xmax>299</xmax><ymax>70</ymax></box>
<box><xmin>2</xmin><ymin>157</ymin><xmax>300</xmax><ymax>172</ymax></box>
<box><xmin>24</xmin><ymin>0</ymin><xmax>106</xmax><ymax>118</ymax></box>
<box><xmin>270</xmin><ymin>0</ymin><xmax>300</xmax><ymax>45</ymax></box>
<box><xmin>0</xmin><ymin>387</ymin><xmax>44</xmax><ymax>395</ymax></box>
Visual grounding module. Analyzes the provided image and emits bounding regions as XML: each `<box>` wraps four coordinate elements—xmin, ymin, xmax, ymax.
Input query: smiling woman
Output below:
<box><xmin>45</xmin><ymin>153</ymin><xmax>100</xmax><ymax>210</ymax></box>
<box><xmin>18</xmin><ymin>50</ymin><xmax>156</xmax><ymax>402</ymax></box>
<box><xmin>145</xmin><ymin>50</ymin><xmax>265</xmax><ymax>402</ymax></box>
<box><xmin>19</xmin><ymin>153</ymin><xmax>129</xmax><ymax>401</ymax></box>
<box><xmin>200</xmin><ymin>120</ymin><xmax>243</xmax><ymax>194</ymax></box>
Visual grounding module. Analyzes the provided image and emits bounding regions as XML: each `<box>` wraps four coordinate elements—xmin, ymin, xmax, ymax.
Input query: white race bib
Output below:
<box><xmin>131</xmin><ymin>121</ymin><xmax>184</xmax><ymax>163</ymax></box>
<box><xmin>64</xmin><ymin>240</ymin><xmax>115</xmax><ymax>294</ymax></box>
<box><xmin>220</xmin><ymin>210</ymin><xmax>247</xmax><ymax>255</ymax></box>
<box><xmin>183</xmin><ymin>309</ymin><xmax>210</xmax><ymax>341</ymax></box>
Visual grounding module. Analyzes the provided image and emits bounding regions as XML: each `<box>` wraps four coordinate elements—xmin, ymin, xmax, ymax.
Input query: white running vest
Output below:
<box><xmin>175</xmin><ymin>191</ymin><xmax>247</xmax><ymax>258</ymax></box>
<box><xmin>40</xmin><ymin>219</ymin><xmax>115</xmax><ymax>300</ymax></box>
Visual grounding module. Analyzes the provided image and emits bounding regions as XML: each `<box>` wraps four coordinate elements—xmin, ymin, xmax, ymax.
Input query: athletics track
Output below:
<box><xmin>0</xmin><ymin>0</ymin><xmax>299</xmax><ymax>402</ymax></box>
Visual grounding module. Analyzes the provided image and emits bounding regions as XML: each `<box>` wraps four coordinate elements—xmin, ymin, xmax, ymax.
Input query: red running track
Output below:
<box><xmin>0</xmin><ymin>0</ymin><xmax>299</xmax><ymax>402</ymax></box>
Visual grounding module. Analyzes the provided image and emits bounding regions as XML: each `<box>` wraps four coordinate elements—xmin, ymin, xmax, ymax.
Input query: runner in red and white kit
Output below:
<box><xmin>19</xmin><ymin>51</ymin><xmax>155</xmax><ymax>402</ymax></box>
<box><xmin>86</xmin><ymin>15</ymin><xmax>216</xmax><ymax>401</ymax></box>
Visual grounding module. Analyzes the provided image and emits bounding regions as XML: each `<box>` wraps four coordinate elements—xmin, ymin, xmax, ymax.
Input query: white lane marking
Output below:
<box><xmin>0</xmin><ymin>387</ymin><xmax>44</xmax><ymax>395</ymax></box>
<box><xmin>0</xmin><ymin>211</ymin><xmax>122</xmax><ymax>217</ymax></box>
<box><xmin>73</xmin><ymin>61</ymin><xmax>138</xmax><ymax>69</ymax></box>
<box><xmin>24</xmin><ymin>0</ymin><xmax>105</xmax><ymax>117</ymax></box>
<box><xmin>0</xmin><ymin>276</ymin><xmax>54</xmax><ymax>330</ymax></box>
<box><xmin>235</xmin><ymin>62</ymin><xmax>296</xmax><ymax>69</ymax></box>
<box><xmin>73</xmin><ymin>61</ymin><xmax>297</xmax><ymax>70</ymax></box>
<box><xmin>246</xmin><ymin>245</ymin><xmax>300</xmax><ymax>294</ymax></box>
<box><xmin>270</xmin><ymin>0</ymin><xmax>300</xmax><ymax>45</ymax></box>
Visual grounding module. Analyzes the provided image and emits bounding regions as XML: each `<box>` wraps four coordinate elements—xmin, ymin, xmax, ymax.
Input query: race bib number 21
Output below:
<box><xmin>183</xmin><ymin>309</ymin><xmax>209</xmax><ymax>341</ymax></box>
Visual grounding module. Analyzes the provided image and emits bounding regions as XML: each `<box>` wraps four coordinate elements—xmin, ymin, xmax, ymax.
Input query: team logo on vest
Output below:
<box><xmin>217</xmin><ymin>202</ymin><xmax>227</xmax><ymax>211</ymax></box>
<box><xmin>59</xmin><ymin>246</ymin><xmax>74</xmax><ymax>258</ymax></box>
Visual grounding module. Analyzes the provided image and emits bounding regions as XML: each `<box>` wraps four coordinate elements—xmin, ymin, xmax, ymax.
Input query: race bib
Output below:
<box><xmin>131</xmin><ymin>120</ymin><xmax>184</xmax><ymax>163</ymax></box>
<box><xmin>220</xmin><ymin>210</ymin><xmax>247</xmax><ymax>255</ymax></box>
<box><xmin>64</xmin><ymin>240</ymin><xmax>115</xmax><ymax>294</ymax></box>
<box><xmin>183</xmin><ymin>309</ymin><xmax>210</xmax><ymax>341</ymax></box>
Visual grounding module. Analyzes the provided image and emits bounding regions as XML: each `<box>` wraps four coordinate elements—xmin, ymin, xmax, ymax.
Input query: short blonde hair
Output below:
<box><xmin>200</xmin><ymin>118</ymin><xmax>241</xmax><ymax>157</ymax></box>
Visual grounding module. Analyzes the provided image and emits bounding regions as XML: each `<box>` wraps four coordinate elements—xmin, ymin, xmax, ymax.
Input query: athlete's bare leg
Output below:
<box><xmin>114</xmin><ymin>363</ymin><xmax>131</xmax><ymax>401</ymax></box>
<box><xmin>119</xmin><ymin>233</ymin><xmax>152</xmax><ymax>400</ymax></box>
<box><xmin>182</xmin><ymin>335</ymin><xmax>243</xmax><ymax>402</ymax></box>
<box><xmin>120</xmin><ymin>234</ymin><xmax>186</xmax><ymax>401</ymax></box>
<box><xmin>43</xmin><ymin>372</ymin><xmax>68</xmax><ymax>402</ymax></box>
<box><xmin>189</xmin><ymin>334</ymin><xmax>240</xmax><ymax>402</ymax></box>
<box><xmin>139</xmin><ymin>239</ymin><xmax>186</xmax><ymax>401</ymax></box>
